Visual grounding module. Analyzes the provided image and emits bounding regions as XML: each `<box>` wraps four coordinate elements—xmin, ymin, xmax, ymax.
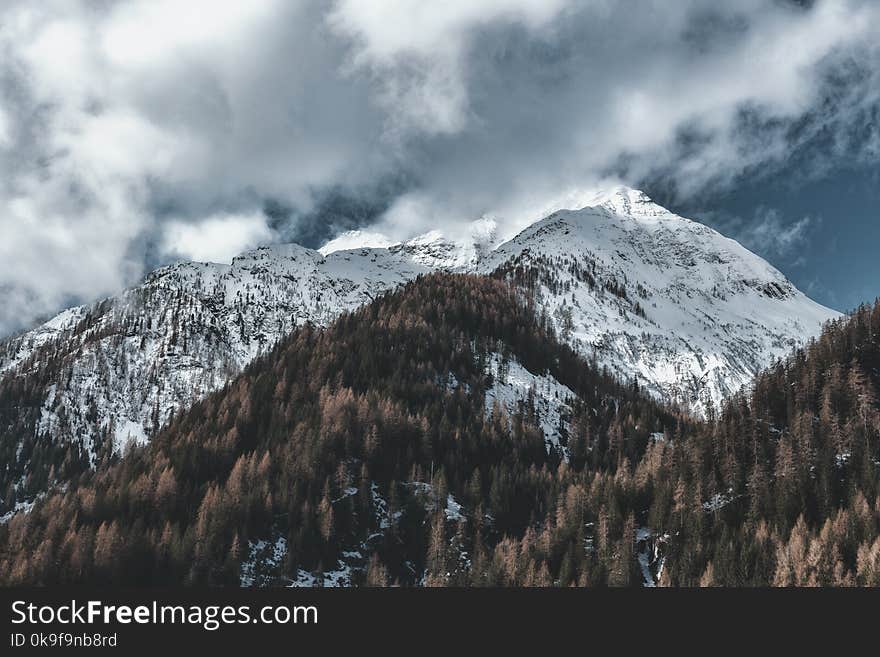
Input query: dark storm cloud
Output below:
<box><xmin>1</xmin><ymin>0</ymin><xmax>879</xmax><ymax>333</ymax></box>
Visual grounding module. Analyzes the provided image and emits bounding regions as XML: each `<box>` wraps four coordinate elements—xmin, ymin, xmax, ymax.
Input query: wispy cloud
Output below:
<box><xmin>697</xmin><ymin>206</ymin><xmax>821</xmax><ymax>268</ymax></box>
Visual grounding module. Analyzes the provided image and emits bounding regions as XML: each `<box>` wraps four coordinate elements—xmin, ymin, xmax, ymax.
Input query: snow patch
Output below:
<box><xmin>113</xmin><ymin>419</ymin><xmax>149</xmax><ymax>452</ymax></box>
<box><xmin>240</xmin><ymin>536</ymin><xmax>288</xmax><ymax>587</ymax></box>
<box><xmin>484</xmin><ymin>352</ymin><xmax>575</xmax><ymax>457</ymax></box>
<box><xmin>0</xmin><ymin>498</ymin><xmax>37</xmax><ymax>525</ymax></box>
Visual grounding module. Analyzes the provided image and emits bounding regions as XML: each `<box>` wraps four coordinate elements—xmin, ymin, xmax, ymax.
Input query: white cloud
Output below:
<box><xmin>701</xmin><ymin>206</ymin><xmax>818</xmax><ymax>264</ymax></box>
<box><xmin>326</xmin><ymin>0</ymin><xmax>880</xmax><ymax>240</ymax></box>
<box><xmin>328</xmin><ymin>0</ymin><xmax>570</xmax><ymax>134</ymax></box>
<box><xmin>0</xmin><ymin>107</ymin><xmax>9</xmax><ymax>146</ymax></box>
<box><xmin>0</xmin><ymin>183</ymin><xmax>148</xmax><ymax>332</ymax></box>
<box><xmin>0</xmin><ymin>0</ymin><xmax>384</xmax><ymax>333</ymax></box>
<box><xmin>161</xmin><ymin>213</ymin><xmax>274</xmax><ymax>264</ymax></box>
<box><xmin>749</xmin><ymin>210</ymin><xmax>814</xmax><ymax>258</ymax></box>
<box><xmin>100</xmin><ymin>0</ymin><xmax>279</xmax><ymax>68</ymax></box>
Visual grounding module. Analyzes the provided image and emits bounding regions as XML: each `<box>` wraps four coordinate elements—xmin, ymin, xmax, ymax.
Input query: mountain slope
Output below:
<box><xmin>654</xmin><ymin>298</ymin><xmax>880</xmax><ymax>586</ymax></box>
<box><xmin>483</xmin><ymin>188</ymin><xmax>838</xmax><ymax>413</ymax></box>
<box><xmin>0</xmin><ymin>187</ymin><xmax>837</xmax><ymax>510</ymax></box>
<box><xmin>2</xmin><ymin>278</ymin><xmax>875</xmax><ymax>587</ymax></box>
<box><xmin>0</xmin><ymin>274</ymin><xmax>683</xmax><ymax>586</ymax></box>
<box><xmin>0</xmin><ymin>244</ymin><xmax>429</xmax><ymax>506</ymax></box>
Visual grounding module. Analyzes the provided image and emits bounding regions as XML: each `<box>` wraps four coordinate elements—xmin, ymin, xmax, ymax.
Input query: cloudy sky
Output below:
<box><xmin>0</xmin><ymin>0</ymin><xmax>878</xmax><ymax>335</ymax></box>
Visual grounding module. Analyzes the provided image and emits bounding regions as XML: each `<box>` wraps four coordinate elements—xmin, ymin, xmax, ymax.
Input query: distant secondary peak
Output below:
<box><xmin>318</xmin><ymin>230</ymin><xmax>400</xmax><ymax>256</ymax></box>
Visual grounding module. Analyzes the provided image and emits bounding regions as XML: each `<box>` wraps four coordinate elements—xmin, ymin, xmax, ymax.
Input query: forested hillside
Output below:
<box><xmin>0</xmin><ymin>275</ymin><xmax>877</xmax><ymax>586</ymax></box>
<box><xmin>669</xmin><ymin>299</ymin><xmax>880</xmax><ymax>586</ymax></box>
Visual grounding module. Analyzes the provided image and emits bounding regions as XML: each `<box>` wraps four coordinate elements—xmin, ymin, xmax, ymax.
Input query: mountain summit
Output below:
<box><xmin>483</xmin><ymin>188</ymin><xmax>838</xmax><ymax>411</ymax></box>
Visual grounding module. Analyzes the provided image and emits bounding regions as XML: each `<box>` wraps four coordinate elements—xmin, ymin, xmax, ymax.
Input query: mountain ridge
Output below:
<box><xmin>0</xmin><ymin>187</ymin><xmax>838</xmax><ymax>510</ymax></box>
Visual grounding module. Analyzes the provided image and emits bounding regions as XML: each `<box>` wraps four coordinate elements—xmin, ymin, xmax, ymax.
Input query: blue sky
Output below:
<box><xmin>657</xmin><ymin>166</ymin><xmax>880</xmax><ymax>313</ymax></box>
<box><xmin>0</xmin><ymin>1</ymin><xmax>878</xmax><ymax>333</ymax></box>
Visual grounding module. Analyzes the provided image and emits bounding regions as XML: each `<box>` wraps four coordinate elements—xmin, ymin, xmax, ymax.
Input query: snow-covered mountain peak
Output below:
<box><xmin>391</xmin><ymin>232</ymin><xmax>473</xmax><ymax>271</ymax></box>
<box><xmin>506</xmin><ymin>192</ymin><xmax>791</xmax><ymax>289</ymax></box>
<box><xmin>482</xmin><ymin>196</ymin><xmax>838</xmax><ymax>413</ymax></box>
<box><xmin>590</xmin><ymin>186</ymin><xmax>671</xmax><ymax>219</ymax></box>
<box><xmin>533</xmin><ymin>185</ymin><xmax>674</xmax><ymax>225</ymax></box>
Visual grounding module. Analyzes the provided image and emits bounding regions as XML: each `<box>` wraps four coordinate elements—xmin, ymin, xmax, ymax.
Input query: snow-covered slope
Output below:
<box><xmin>0</xmin><ymin>243</ymin><xmax>429</xmax><ymax>467</ymax></box>
<box><xmin>318</xmin><ymin>230</ymin><xmax>399</xmax><ymax>255</ymax></box>
<box><xmin>0</xmin><ymin>186</ymin><xmax>838</xmax><ymax>500</ymax></box>
<box><xmin>321</xmin><ymin>217</ymin><xmax>499</xmax><ymax>271</ymax></box>
<box><xmin>481</xmin><ymin>352</ymin><xmax>576</xmax><ymax>458</ymax></box>
<box><xmin>481</xmin><ymin>187</ymin><xmax>839</xmax><ymax>413</ymax></box>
